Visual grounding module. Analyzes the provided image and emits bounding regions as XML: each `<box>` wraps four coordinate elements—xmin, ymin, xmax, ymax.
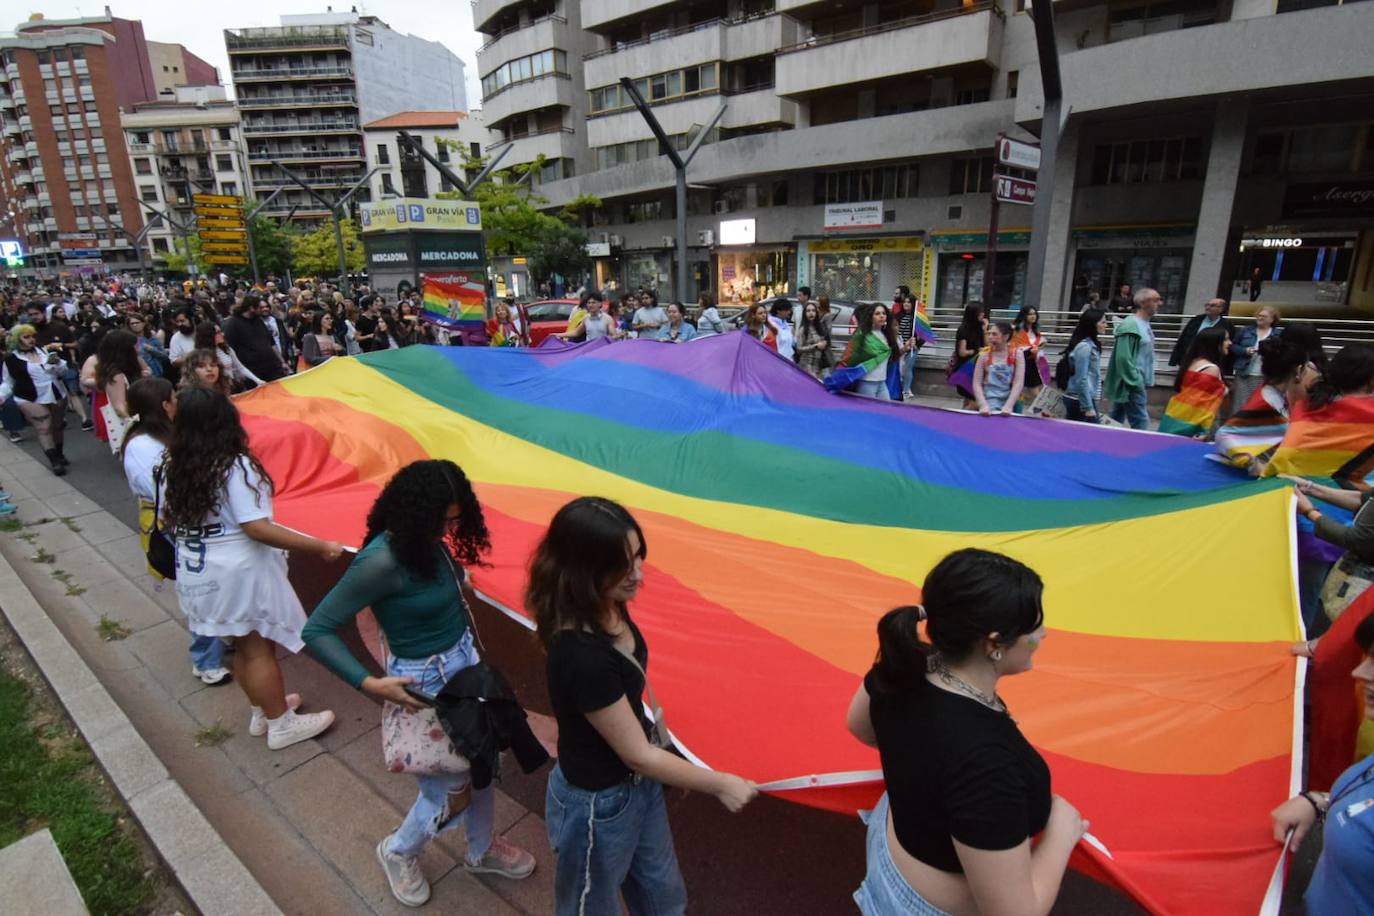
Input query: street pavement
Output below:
<box><xmin>1</xmin><ymin>408</ymin><xmax>1161</xmax><ymax>915</ymax></box>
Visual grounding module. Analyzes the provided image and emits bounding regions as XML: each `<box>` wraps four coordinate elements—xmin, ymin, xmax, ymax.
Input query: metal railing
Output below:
<box><xmin>249</xmin><ymin>148</ymin><xmax>363</xmax><ymax>161</ymax></box>
<box><xmin>777</xmin><ymin>0</ymin><xmax>999</xmax><ymax>56</ymax></box>
<box><xmin>238</xmin><ymin>94</ymin><xmax>357</xmax><ymax>108</ymax></box>
<box><xmin>232</xmin><ymin>66</ymin><xmax>353</xmax><ymax>81</ymax></box>
<box><xmin>583</xmin><ymin>10</ymin><xmax>778</xmax><ymax>61</ymax></box>
<box><xmin>490</xmin><ymin>124</ymin><xmax>575</xmax><ymax>147</ymax></box>
<box><xmin>242</xmin><ymin>121</ymin><xmax>359</xmax><ymax>135</ymax></box>
<box><xmin>225</xmin><ymin>28</ymin><xmax>349</xmax><ymax>51</ymax></box>
<box><xmin>477</xmin><ymin>14</ymin><xmax>567</xmax><ymax>54</ymax></box>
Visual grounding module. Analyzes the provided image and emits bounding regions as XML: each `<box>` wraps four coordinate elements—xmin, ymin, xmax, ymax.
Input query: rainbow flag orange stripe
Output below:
<box><xmin>911</xmin><ymin>303</ymin><xmax>936</xmax><ymax>344</ymax></box>
<box><xmin>237</xmin><ymin>337</ymin><xmax>1302</xmax><ymax>916</ymax></box>
<box><xmin>1215</xmin><ymin>386</ymin><xmax>1288</xmax><ymax>468</ymax></box>
<box><xmin>1159</xmin><ymin>370</ymin><xmax>1228</xmax><ymax>438</ymax></box>
<box><xmin>1264</xmin><ymin>395</ymin><xmax>1374</xmax><ymax>487</ymax></box>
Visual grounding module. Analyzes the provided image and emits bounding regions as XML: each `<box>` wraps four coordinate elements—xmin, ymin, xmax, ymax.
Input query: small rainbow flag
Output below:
<box><xmin>1158</xmin><ymin>370</ymin><xmax>1227</xmax><ymax>438</ymax></box>
<box><xmin>911</xmin><ymin>301</ymin><xmax>936</xmax><ymax>345</ymax></box>
<box><xmin>1263</xmin><ymin>394</ymin><xmax>1374</xmax><ymax>488</ymax></box>
<box><xmin>1214</xmin><ymin>386</ymin><xmax>1288</xmax><ymax>469</ymax></box>
<box><xmin>421</xmin><ymin>272</ymin><xmax>487</xmax><ymax>329</ymax></box>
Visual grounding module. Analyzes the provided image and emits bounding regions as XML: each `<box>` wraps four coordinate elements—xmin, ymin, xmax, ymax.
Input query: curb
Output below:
<box><xmin>0</xmin><ymin>547</ymin><xmax>283</xmax><ymax>916</ymax></box>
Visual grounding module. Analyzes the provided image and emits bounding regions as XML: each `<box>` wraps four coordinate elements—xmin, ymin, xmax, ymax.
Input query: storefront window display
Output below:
<box><xmin>936</xmin><ymin>253</ymin><xmax>1028</xmax><ymax>313</ymax></box>
<box><xmin>717</xmin><ymin>248</ymin><xmax>793</xmax><ymax>305</ymax></box>
<box><xmin>1074</xmin><ymin>250</ymin><xmax>1190</xmax><ymax>314</ymax></box>
<box><xmin>806</xmin><ymin>237</ymin><xmax>925</xmax><ymax>304</ymax></box>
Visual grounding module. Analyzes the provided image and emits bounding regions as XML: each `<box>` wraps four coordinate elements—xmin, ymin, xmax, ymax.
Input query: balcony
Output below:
<box><xmin>584</xmin><ymin>13</ymin><xmax>791</xmax><ymax>88</ymax></box>
<box><xmin>472</xmin><ymin>0</ymin><xmax>528</xmax><ymax>35</ymax></box>
<box><xmin>1014</xmin><ymin>3</ymin><xmax>1374</xmax><ymax>122</ymax></box>
<box><xmin>588</xmin><ymin>88</ymin><xmax>794</xmax><ymax>147</ymax></box>
<box><xmin>23</xmin><ymin>140</ymin><xmax>38</xmax><ymax>157</ymax></box>
<box><xmin>248</xmin><ymin>148</ymin><xmax>363</xmax><ymax>162</ymax></box>
<box><xmin>22</xmin><ymin>196</ymin><xmax>37</xmax><ymax>210</ymax></box>
<box><xmin>238</xmin><ymin>94</ymin><xmax>358</xmax><ymax>109</ymax></box>
<box><xmin>776</xmin><ymin>2</ymin><xmax>1001</xmax><ymax>98</ymax></box>
<box><xmin>251</xmin><ymin>174</ymin><xmax>365</xmax><ymax>189</ymax></box>
<box><xmin>477</xmin><ymin>16</ymin><xmax>571</xmax><ymax>74</ymax></box>
<box><xmin>489</xmin><ymin>126</ymin><xmax>579</xmax><ymax>166</ymax></box>
<box><xmin>232</xmin><ymin>65</ymin><xmax>354</xmax><ymax>82</ymax></box>
<box><xmin>17</xmin><ymin>114</ymin><xmax>31</xmax><ymax>131</ymax></box>
<box><xmin>13</xmin><ymin>167</ymin><xmax>32</xmax><ymax>184</ymax></box>
<box><xmin>481</xmin><ymin>72</ymin><xmax>575</xmax><ymax>130</ymax></box>
<box><xmin>241</xmin><ymin>120</ymin><xmax>359</xmax><ymax>136</ymax></box>
<box><xmin>225</xmin><ymin>26</ymin><xmax>349</xmax><ymax>53</ymax></box>
<box><xmin>3</xmin><ymin>62</ymin><xmax>17</xmax><ymax>80</ymax></box>
<box><xmin>582</xmin><ymin>0</ymin><xmax>681</xmax><ymax>32</ymax></box>
<box><xmin>211</xmin><ymin>139</ymin><xmax>238</xmax><ymax>151</ymax></box>
<box><xmin>128</xmin><ymin>142</ymin><xmax>153</xmax><ymax>154</ymax></box>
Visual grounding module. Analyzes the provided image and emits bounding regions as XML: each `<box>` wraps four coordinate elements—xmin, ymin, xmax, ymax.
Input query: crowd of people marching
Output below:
<box><xmin>2</xmin><ymin>271</ymin><xmax>1373</xmax><ymax>915</ymax></box>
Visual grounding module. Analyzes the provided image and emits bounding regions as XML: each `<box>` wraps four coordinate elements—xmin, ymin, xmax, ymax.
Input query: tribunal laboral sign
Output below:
<box><xmin>824</xmin><ymin>201</ymin><xmax>883</xmax><ymax>231</ymax></box>
<box><xmin>360</xmin><ymin>198</ymin><xmax>483</xmax><ymax>233</ymax></box>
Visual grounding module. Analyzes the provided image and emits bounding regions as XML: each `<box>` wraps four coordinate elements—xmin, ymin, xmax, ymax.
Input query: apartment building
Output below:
<box><xmin>0</xmin><ymin>13</ymin><xmax>218</xmax><ymax>275</ymax></box>
<box><xmin>479</xmin><ymin>0</ymin><xmax>1374</xmax><ymax>317</ymax></box>
<box><xmin>225</xmin><ymin>11</ymin><xmax>469</xmax><ymax>224</ymax></box>
<box><xmin>362</xmin><ymin>111</ymin><xmax>486</xmax><ymax>204</ymax></box>
<box><xmin>121</xmin><ymin>86</ymin><xmax>249</xmax><ymax>266</ymax></box>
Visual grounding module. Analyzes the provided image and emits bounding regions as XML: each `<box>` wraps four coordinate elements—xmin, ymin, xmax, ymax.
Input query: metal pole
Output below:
<box><xmin>1024</xmin><ymin>0</ymin><xmax>1065</xmax><ymax>306</ymax></box>
<box><xmin>984</xmin><ymin>189</ymin><xmax>1000</xmax><ymax>308</ymax></box>
<box><xmin>333</xmin><ymin>213</ymin><xmax>348</xmax><ymax>295</ymax></box>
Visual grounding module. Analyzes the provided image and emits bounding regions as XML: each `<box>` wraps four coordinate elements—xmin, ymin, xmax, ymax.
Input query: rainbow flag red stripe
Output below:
<box><xmin>1264</xmin><ymin>394</ymin><xmax>1374</xmax><ymax>487</ymax></box>
<box><xmin>1158</xmin><ymin>370</ymin><xmax>1227</xmax><ymax>438</ymax></box>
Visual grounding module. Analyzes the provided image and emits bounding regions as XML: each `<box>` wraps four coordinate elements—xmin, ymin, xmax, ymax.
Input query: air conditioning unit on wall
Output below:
<box><xmin>697</xmin><ymin>229</ymin><xmax>715</xmax><ymax>246</ymax></box>
<box><xmin>608</xmin><ymin>234</ymin><xmax>623</xmax><ymax>247</ymax></box>
<box><xmin>661</xmin><ymin>235</ymin><xmax>675</xmax><ymax>247</ymax></box>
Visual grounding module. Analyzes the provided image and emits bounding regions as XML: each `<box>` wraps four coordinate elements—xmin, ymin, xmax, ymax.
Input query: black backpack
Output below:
<box><xmin>1054</xmin><ymin>350</ymin><xmax>1074</xmax><ymax>390</ymax></box>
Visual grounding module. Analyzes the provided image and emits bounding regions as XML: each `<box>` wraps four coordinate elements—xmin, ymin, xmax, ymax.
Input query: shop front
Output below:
<box><xmin>1071</xmin><ymin>225</ymin><xmax>1195</xmax><ymax>314</ymax></box>
<box><xmin>715</xmin><ymin>246</ymin><xmax>794</xmax><ymax>305</ymax></box>
<box><xmin>928</xmin><ymin>229</ymin><xmax>1031</xmax><ymax>314</ymax></box>
<box><xmin>797</xmin><ymin>236</ymin><xmax>928</xmax><ymax>305</ymax></box>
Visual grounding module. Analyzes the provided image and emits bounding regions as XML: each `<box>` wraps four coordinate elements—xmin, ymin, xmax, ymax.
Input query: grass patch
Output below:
<box><xmin>0</xmin><ymin>669</ymin><xmax>160</xmax><ymax>915</ymax></box>
<box><xmin>59</xmin><ymin>517</ymin><xmax>81</xmax><ymax>533</ymax></box>
<box><xmin>95</xmin><ymin>617</ymin><xmax>130</xmax><ymax>642</ymax></box>
<box><xmin>16</xmin><ymin>531</ymin><xmax>38</xmax><ymax>544</ymax></box>
<box><xmin>66</xmin><ymin>585</ymin><xmax>87</xmax><ymax>597</ymax></box>
<box><xmin>32</xmin><ymin>547</ymin><xmax>56</xmax><ymax>564</ymax></box>
<box><xmin>0</xmin><ymin>517</ymin><xmax>23</xmax><ymax>532</ymax></box>
<box><xmin>51</xmin><ymin>571</ymin><xmax>87</xmax><ymax>598</ymax></box>
<box><xmin>193</xmin><ymin>721</ymin><xmax>234</xmax><ymax>748</ymax></box>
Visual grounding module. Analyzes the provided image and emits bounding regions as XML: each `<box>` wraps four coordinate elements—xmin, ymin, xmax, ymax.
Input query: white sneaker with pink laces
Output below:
<box><xmin>464</xmin><ymin>835</ymin><xmax>535</xmax><ymax>879</ymax></box>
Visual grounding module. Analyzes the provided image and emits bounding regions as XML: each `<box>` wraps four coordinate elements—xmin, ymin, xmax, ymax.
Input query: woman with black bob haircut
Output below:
<box><xmin>529</xmin><ymin>496</ymin><xmax>756</xmax><ymax>916</ymax></box>
<box><xmin>303</xmin><ymin>459</ymin><xmax>534</xmax><ymax>907</ymax></box>
<box><xmin>164</xmin><ymin>387</ymin><xmax>342</xmax><ymax>751</ymax></box>
<box><xmin>847</xmin><ymin>548</ymin><xmax>1086</xmax><ymax>916</ymax></box>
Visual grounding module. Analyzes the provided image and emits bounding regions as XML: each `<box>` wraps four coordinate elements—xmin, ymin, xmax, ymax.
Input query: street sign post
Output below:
<box><xmin>203</xmin><ymin>254</ymin><xmax>249</xmax><ymax>266</ymax></box>
<box><xmin>198</xmin><ymin>217</ymin><xmax>246</xmax><ymax>230</ymax></box>
<box><xmin>996</xmin><ymin>136</ymin><xmax>1042</xmax><ymax>171</ymax></box>
<box><xmin>192</xmin><ymin>193</ymin><xmax>242</xmax><ymax>207</ymax></box>
<box><xmin>198</xmin><ymin>229</ymin><xmax>248</xmax><ymax>241</ymax></box>
<box><xmin>994</xmin><ymin>175</ymin><xmax>1038</xmax><ymax>206</ymax></box>
<box><xmin>193</xmin><ymin>194</ymin><xmax>247</xmax><ymax>274</ymax></box>
<box><xmin>201</xmin><ymin>242</ymin><xmax>249</xmax><ymax>254</ymax></box>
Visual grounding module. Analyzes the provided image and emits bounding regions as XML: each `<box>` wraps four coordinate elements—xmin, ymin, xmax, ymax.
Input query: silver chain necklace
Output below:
<box><xmin>929</xmin><ymin>655</ymin><xmax>1012</xmax><ymax>720</ymax></box>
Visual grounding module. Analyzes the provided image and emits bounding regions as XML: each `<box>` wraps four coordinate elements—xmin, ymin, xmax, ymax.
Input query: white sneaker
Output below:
<box><xmin>376</xmin><ymin>834</ymin><xmax>430</xmax><ymax>907</ymax></box>
<box><xmin>248</xmin><ymin>693</ymin><xmax>302</xmax><ymax>737</ymax></box>
<box><xmin>192</xmin><ymin>664</ymin><xmax>232</xmax><ymax>686</ymax></box>
<box><xmin>265</xmin><ymin>709</ymin><xmax>335</xmax><ymax>751</ymax></box>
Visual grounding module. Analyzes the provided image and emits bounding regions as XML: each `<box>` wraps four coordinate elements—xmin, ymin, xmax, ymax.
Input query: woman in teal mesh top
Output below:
<box><xmin>302</xmin><ymin>459</ymin><xmax>536</xmax><ymax>907</ymax></box>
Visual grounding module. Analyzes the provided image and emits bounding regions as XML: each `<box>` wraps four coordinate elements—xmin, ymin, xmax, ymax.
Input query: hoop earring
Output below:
<box><xmin>991</xmin><ymin>650</ymin><xmax>1003</xmax><ymax>662</ymax></box>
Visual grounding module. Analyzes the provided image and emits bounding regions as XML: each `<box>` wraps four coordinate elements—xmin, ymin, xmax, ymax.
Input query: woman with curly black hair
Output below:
<box><xmin>164</xmin><ymin>387</ymin><xmax>343</xmax><ymax>750</ymax></box>
<box><xmin>303</xmin><ymin>459</ymin><xmax>535</xmax><ymax>907</ymax></box>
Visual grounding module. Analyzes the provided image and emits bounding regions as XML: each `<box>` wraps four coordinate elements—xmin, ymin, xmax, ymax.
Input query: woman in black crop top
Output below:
<box><xmin>528</xmin><ymin>497</ymin><xmax>757</xmax><ymax>916</ymax></box>
<box><xmin>846</xmin><ymin>548</ymin><xmax>1087</xmax><ymax>916</ymax></box>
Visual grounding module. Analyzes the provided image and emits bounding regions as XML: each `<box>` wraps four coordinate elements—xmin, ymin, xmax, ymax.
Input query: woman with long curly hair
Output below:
<box><xmin>179</xmin><ymin>347</ymin><xmax>235</xmax><ymax>397</ymax></box>
<box><xmin>303</xmin><ymin>460</ymin><xmax>535</xmax><ymax>906</ymax></box>
<box><xmin>528</xmin><ymin>496</ymin><xmax>756</xmax><ymax>915</ymax></box>
<box><xmin>121</xmin><ymin>377</ymin><xmax>230</xmax><ymax>686</ymax></box>
<box><xmin>79</xmin><ymin>328</ymin><xmax>148</xmax><ymax>447</ymax></box>
<box><xmin>163</xmin><ymin>387</ymin><xmax>342</xmax><ymax>750</ymax></box>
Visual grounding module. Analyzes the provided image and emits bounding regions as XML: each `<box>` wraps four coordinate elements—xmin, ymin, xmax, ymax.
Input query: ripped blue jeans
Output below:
<box><xmin>854</xmin><ymin>793</ymin><xmax>952</xmax><ymax>916</ymax></box>
<box><xmin>384</xmin><ymin>631</ymin><xmax>495</xmax><ymax>861</ymax></box>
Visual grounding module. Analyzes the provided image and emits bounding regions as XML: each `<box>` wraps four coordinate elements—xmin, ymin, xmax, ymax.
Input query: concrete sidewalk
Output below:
<box><xmin>0</xmin><ymin>442</ymin><xmax>553</xmax><ymax>916</ymax></box>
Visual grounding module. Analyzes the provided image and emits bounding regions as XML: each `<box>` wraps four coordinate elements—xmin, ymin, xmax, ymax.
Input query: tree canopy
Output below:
<box><xmin>290</xmin><ymin>217</ymin><xmax>365</xmax><ymax>278</ymax></box>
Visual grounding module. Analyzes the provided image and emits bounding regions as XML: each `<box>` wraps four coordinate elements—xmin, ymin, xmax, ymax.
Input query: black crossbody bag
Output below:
<box><xmin>147</xmin><ymin>464</ymin><xmax>177</xmax><ymax>580</ymax></box>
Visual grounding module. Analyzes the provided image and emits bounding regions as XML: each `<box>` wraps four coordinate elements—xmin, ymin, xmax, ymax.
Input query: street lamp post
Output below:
<box><xmin>1024</xmin><ymin>0</ymin><xmax>1067</xmax><ymax>307</ymax></box>
<box><xmin>269</xmin><ymin>163</ymin><xmax>381</xmax><ymax>296</ymax></box>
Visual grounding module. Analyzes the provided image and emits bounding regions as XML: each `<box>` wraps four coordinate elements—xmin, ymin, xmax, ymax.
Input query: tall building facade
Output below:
<box><xmin>0</xmin><ymin>13</ymin><xmax>219</xmax><ymax>275</ymax></box>
<box><xmin>486</xmin><ymin>0</ymin><xmax>1374</xmax><ymax>317</ymax></box>
<box><xmin>225</xmin><ymin>11</ymin><xmax>469</xmax><ymax>224</ymax></box>
<box><xmin>120</xmin><ymin>86</ymin><xmax>249</xmax><ymax>266</ymax></box>
<box><xmin>362</xmin><ymin>111</ymin><xmax>486</xmax><ymax>203</ymax></box>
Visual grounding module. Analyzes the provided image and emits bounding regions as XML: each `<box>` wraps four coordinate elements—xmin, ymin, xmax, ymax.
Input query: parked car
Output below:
<box><xmin>523</xmin><ymin>298</ymin><xmax>581</xmax><ymax>346</ymax></box>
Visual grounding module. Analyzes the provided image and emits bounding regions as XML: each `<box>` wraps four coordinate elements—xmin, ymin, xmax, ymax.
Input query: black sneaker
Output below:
<box><xmin>80</xmin><ymin>419</ymin><xmax>94</xmax><ymax>431</ymax></box>
<box><xmin>7</xmin><ymin>432</ymin><xmax>20</xmax><ymax>443</ymax></box>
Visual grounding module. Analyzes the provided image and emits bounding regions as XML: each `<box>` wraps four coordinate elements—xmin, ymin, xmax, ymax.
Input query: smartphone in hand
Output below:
<box><xmin>403</xmin><ymin>685</ymin><xmax>437</xmax><ymax>706</ymax></box>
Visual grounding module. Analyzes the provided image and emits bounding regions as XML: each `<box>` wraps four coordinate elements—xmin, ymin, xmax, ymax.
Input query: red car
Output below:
<box><xmin>522</xmin><ymin>298</ymin><xmax>581</xmax><ymax>347</ymax></box>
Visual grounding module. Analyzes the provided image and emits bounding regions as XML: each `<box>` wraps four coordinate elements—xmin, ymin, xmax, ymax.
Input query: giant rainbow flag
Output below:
<box><xmin>237</xmin><ymin>335</ymin><xmax>1303</xmax><ymax>915</ymax></box>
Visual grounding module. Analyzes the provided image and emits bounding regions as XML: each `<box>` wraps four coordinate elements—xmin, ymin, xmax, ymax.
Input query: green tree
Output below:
<box><xmin>246</xmin><ymin>202</ymin><xmax>295</xmax><ymax>278</ymax></box>
<box><xmin>527</xmin><ymin>221</ymin><xmax>591</xmax><ymax>286</ymax></box>
<box><xmin>290</xmin><ymin>217</ymin><xmax>364</xmax><ymax>278</ymax></box>
<box><xmin>160</xmin><ymin>233</ymin><xmax>203</xmax><ymax>275</ymax></box>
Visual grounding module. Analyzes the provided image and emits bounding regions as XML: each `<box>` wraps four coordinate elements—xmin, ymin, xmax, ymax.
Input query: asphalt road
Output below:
<box><xmin>7</xmin><ymin>415</ymin><xmax>1243</xmax><ymax>916</ymax></box>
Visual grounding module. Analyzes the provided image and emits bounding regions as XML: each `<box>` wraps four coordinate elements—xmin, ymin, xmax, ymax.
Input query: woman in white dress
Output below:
<box><xmin>162</xmin><ymin>387</ymin><xmax>343</xmax><ymax>750</ymax></box>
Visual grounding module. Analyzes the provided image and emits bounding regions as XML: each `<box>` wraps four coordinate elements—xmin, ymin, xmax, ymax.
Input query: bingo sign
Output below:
<box><xmin>359</xmin><ymin>197</ymin><xmax>482</xmax><ymax>233</ymax></box>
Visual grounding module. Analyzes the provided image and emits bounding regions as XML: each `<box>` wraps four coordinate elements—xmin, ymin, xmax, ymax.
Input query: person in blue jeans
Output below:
<box><xmin>529</xmin><ymin>497</ymin><xmax>757</xmax><ymax>915</ymax></box>
<box><xmin>303</xmin><ymin>459</ymin><xmax>535</xmax><ymax>908</ymax></box>
<box><xmin>120</xmin><ymin>378</ymin><xmax>230</xmax><ymax>685</ymax></box>
<box><xmin>1104</xmin><ymin>288</ymin><xmax>1160</xmax><ymax>430</ymax></box>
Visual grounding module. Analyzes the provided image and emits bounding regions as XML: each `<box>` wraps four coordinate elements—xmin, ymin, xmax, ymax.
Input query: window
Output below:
<box><xmin>948</xmin><ymin>157</ymin><xmax>994</xmax><ymax>195</ymax></box>
<box><xmin>36</xmin><ymin>50</ymin><xmax>51</xmax><ymax>64</ymax></box>
<box><xmin>381</xmin><ymin>172</ymin><xmax>396</xmax><ymax>194</ymax></box>
<box><xmin>1007</xmin><ymin>71</ymin><xmax>1019</xmax><ymax>99</ymax></box>
<box><xmin>436</xmin><ymin>137</ymin><xmax>449</xmax><ymax>163</ymax></box>
<box><xmin>376</xmin><ymin>142</ymin><xmax>390</xmax><ymax>164</ymax></box>
<box><xmin>106</xmin><ymin>203</ymin><xmax>118</xmax><ymax>215</ymax></box>
<box><xmin>133</xmin><ymin>131</ymin><xmax>150</xmax><ymax>144</ymax></box>
<box><xmin>69</xmin><ymin>48</ymin><xmax>83</xmax><ymax>61</ymax></box>
<box><xmin>140</xmin><ymin>185</ymin><xmax>159</xmax><ymax>202</ymax></box>
<box><xmin>588</xmin><ymin>64</ymin><xmax>720</xmax><ymax>115</ymax></box>
<box><xmin>469</xmin><ymin>142</ymin><xmax>481</xmax><ymax>159</ymax></box>
<box><xmin>152</xmin><ymin>237</ymin><xmax>169</xmax><ymax>253</ymax></box>
<box><xmin>222</xmin><ymin>182</ymin><xmax>237</xmax><ymax>195</ymax></box>
<box><xmin>480</xmin><ymin>49</ymin><xmax>567</xmax><ymax>99</ymax></box>
<box><xmin>217</xmin><ymin>127</ymin><xmax>233</xmax><ymax>141</ymax></box>
<box><xmin>955</xmin><ymin>86</ymin><xmax>991</xmax><ymax>106</ymax></box>
<box><xmin>815</xmin><ymin>164</ymin><xmax>920</xmax><ymax>204</ymax></box>
<box><xmin>216</xmin><ymin>154</ymin><xmax>233</xmax><ymax>171</ymax></box>
<box><xmin>1286</xmin><ymin>124</ymin><xmax>1360</xmax><ymax>174</ymax></box>
<box><xmin>1108</xmin><ymin>0</ymin><xmax>1217</xmax><ymax>43</ymax></box>
<box><xmin>1089</xmin><ymin>136</ymin><xmax>1202</xmax><ymax>184</ymax></box>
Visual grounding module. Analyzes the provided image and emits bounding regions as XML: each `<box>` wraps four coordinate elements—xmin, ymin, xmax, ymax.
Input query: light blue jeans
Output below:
<box><xmin>901</xmin><ymin>351</ymin><xmax>918</xmax><ymax>396</ymax></box>
<box><xmin>546</xmin><ymin>762</ymin><xmax>686</xmax><ymax>916</ymax></box>
<box><xmin>190</xmin><ymin>634</ymin><xmax>226</xmax><ymax>671</ymax></box>
<box><xmin>384</xmin><ymin>631</ymin><xmax>495</xmax><ymax>861</ymax></box>
<box><xmin>855</xmin><ymin>379</ymin><xmax>891</xmax><ymax>400</ymax></box>
<box><xmin>1110</xmin><ymin>388</ymin><xmax>1150</xmax><ymax>430</ymax></box>
<box><xmin>854</xmin><ymin>793</ymin><xmax>952</xmax><ymax>915</ymax></box>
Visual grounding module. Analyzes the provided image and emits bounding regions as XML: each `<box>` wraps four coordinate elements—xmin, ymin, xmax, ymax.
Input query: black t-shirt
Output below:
<box><xmin>546</xmin><ymin>619</ymin><xmax>651</xmax><ymax>791</ymax></box>
<box><xmin>355</xmin><ymin>314</ymin><xmax>380</xmax><ymax>352</ymax></box>
<box><xmin>865</xmin><ymin>668</ymin><xmax>1051</xmax><ymax>873</ymax></box>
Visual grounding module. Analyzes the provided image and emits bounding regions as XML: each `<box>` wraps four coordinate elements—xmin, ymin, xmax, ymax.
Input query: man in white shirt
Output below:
<box><xmin>168</xmin><ymin>310</ymin><xmax>198</xmax><ymax>368</ymax></box>
<box><xmin>768</xmin><ymin>299</ymin><xmax>796</xmax><ymax>360</ymax></box>
<box><xmin>631</xmin><ymin>294</ymin><xmax>668</xmax><ymax>338</ymax></box>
